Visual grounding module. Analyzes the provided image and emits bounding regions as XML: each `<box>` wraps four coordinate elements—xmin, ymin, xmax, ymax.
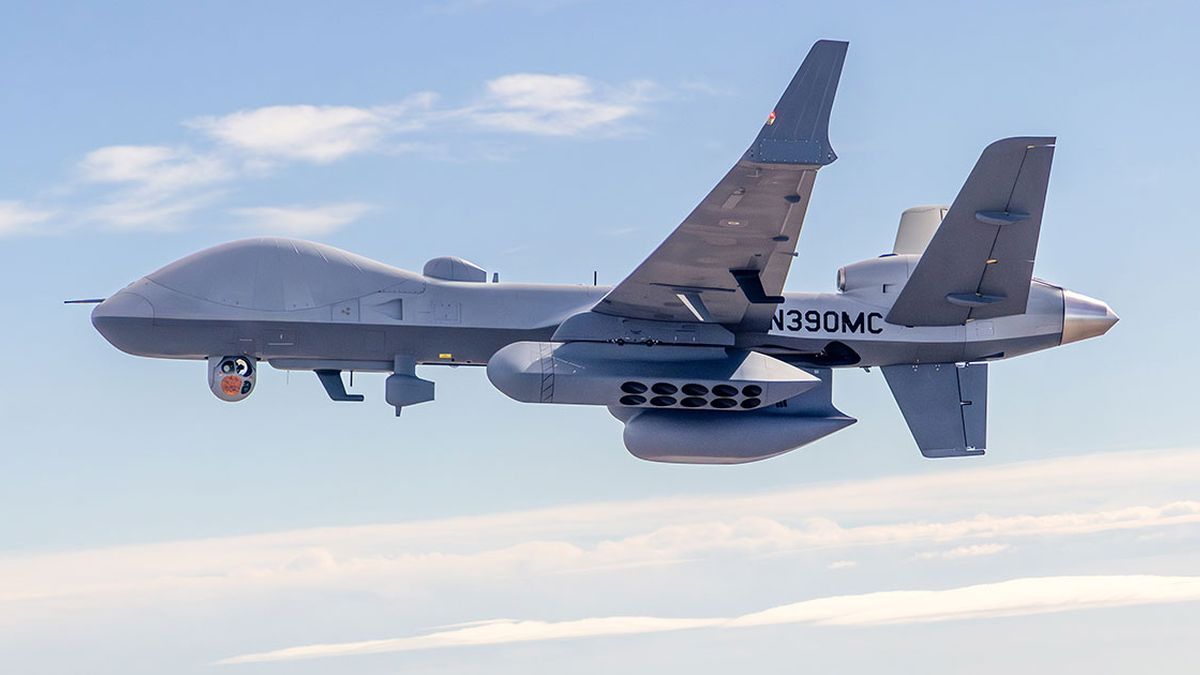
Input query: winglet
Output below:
<box><xmin>743</xmin><ymin>40</ymin><xmax>848</xmax><ymax>166</ymax></box>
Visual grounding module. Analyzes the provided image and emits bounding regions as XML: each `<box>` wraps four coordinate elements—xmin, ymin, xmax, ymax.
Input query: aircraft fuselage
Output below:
<box><xmin>91</xmin><ymin>240</ymin><xmax>1089</xmax><ymax>374</ymax></box>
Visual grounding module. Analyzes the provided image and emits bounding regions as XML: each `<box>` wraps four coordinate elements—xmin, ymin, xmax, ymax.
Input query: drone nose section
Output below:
<box><xmin>1061</xmin><ymin>289</ymin><xmax>1119</xmax><ymax>345</ymax></box>
<box><xmin>91</xmin><ymin>289</ymin><xmax>155</xmax><ymax>352</ymax></box>
<box><xmin>92</xmin><ymin>289</ymin><xmax>154</xmax><ymax>323</ymax></box>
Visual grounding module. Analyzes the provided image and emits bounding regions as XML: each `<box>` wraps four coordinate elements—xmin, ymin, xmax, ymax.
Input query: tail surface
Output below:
<box><xmin>882</xmin><ymin>363</ymin><xmax>987</xmax><ymax>458</ymax></box>
<box><xmin>886</xmin><ymin>137</ymin><xmax>1056</xmax><ymax>327</ymax></box>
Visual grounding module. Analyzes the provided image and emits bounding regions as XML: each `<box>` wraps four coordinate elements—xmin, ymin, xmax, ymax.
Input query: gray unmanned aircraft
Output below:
<box><xmin>86</xmin><ymin>40</ymin><xmax>1117</xmax><ymax>463</ymax></box>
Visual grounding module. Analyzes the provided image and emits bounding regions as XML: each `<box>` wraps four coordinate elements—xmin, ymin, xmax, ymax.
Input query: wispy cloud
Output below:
<box><xmin>1</xmin><ymin>449</ymin><xmax>1196</xmax><ymax>618</ymax></box>
<box><xmin>84</xmin><ymin>192</ymin><xmax>225</xmax><ymax>232</ymax></box>
<box><xmin>217</xmin><ymin>574</ymin><xmax>1200</xmax><ymax>663</ymax></box>
<box><xmin>0</xmin><ymin>448</ymin><xmax>1196</xmax><ymax>669</ymax></box>
<box><xmin>188</xmin><ymin>95</ymin><xmax>438</xmax><ymax>163</ymax></box>
<box><xmin>677</xmin><ymin>79</ymin><xmax>734</xmax><ymax>97</ymax></box>
<box><xmin>6</xmin><ymin>501</ymin><xmax>1195</xmax><ymax>612</ymax></box>
<box><xmin>229</xmin><ymin>202</ymin><xmax>373</xmax><ymax>236</ymax></box>
<box><xmin>0</xmin><ymin>201</ymin><xmax>56</xmax><ymax>236</ymax></box>
<box><xmin>7</xmin><ymin>72</ymin><xmax>660</xmax><ymax>237</ymax></box>
<box><xmin>71</xmin><ymin>145</ymin><xmax>231</xmax><ymax>230</ymax></box>
<box><xmin>915</xmin><ymin>543</ymin><xmax>1011</xmax><ymax>561</ymax></box>
<box><xmin>78</xmin><ymin>145</ymin><xmax>230</xmax><ymax>192</ymax></box>
<box><xmin>465</xmin><ymin>74</ymin><xmax>658</xmax><ymax>136</ymax></box>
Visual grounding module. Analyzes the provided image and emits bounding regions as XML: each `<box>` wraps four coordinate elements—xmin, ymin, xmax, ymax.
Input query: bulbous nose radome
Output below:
<box><xmin>1061</xmin><ymin>289</ymin><xmax>1119</xmax><ymax>345</ymax></box>
<box><xmin>91</xmin><ymin>289</ymin><xmax>155</xmax><ymax>352</ymax></box>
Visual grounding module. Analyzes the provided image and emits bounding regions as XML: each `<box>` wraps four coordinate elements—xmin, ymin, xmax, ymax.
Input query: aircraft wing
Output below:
<box><xmin>593</xmin><ymin>40</ymin><xmax>848</xmax><ymax>330</ymax></box>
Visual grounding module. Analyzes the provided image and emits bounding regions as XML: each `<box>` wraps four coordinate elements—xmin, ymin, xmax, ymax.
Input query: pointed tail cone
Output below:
<box><xmin>1061</xmin><ymin>289</ymin><xmax>1119</xmax><ymax>345</ymax></box>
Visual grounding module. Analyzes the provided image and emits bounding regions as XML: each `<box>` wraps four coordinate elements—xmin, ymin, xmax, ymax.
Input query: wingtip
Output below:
<box><xmin>986</xmin><ymin>136</ymin><xmax>1057</xmax><ymax>150</ymax></box>
<box><xmin>743</xmin><ymin>38</ymin><xmax>847</xmax><ymax>166</ymax></box>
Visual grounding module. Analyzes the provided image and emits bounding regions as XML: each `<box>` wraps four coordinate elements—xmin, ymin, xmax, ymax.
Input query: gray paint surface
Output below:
<box><xmin>887</xmin><ymin>137</ymin><xmax>1056</xmax><ymax>326</ymax></box>
<box><xmin>595</xmin><ymin>40</ymin><xmax>847</xmax><ymax>331</ymax></box>
<box><xmin>882</xmin><ymin>363</ymin><xmax>987</xmax><ymax>457</ymax></box>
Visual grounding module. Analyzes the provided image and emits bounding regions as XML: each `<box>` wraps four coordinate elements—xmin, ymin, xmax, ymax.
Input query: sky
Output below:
<box><xmin>0</xmin><ymin>1</ymin><xmax>1197</xmax><ymax>673</ymax></box>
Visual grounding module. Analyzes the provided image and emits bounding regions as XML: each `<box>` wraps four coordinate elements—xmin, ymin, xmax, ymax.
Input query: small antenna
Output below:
<box><xmin>593</xmin><ymin>271</ymin><xmax>598</xmax><ymax>286</ymax></box>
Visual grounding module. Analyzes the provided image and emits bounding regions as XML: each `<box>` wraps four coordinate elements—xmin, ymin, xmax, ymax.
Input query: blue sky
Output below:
<box><xmin>0</xmin><ymin>1</ymin><xmax>1197</xmax><ymax>673</ymax></box>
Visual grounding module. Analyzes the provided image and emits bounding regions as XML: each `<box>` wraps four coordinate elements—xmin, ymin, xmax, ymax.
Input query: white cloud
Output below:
<box><xmin>734</xmin><ymin>575</ymin><xmax>1200</xmax><ymax>627</ymax></box>
<box><xmin>84</xmin><ymin>192</ymin><xmax>223</xmax><ymax>231</ymax></box>
<box><xmin>188</xmin><ymin>93</ymin><xmax>440</xmax><ymax>164</ymax></box>
<box><xmin>0</xmin><ymin>201</ymin><xmax>55</xmax><ymax>236</ymax></box>
<box><xmin>78</xmin><ymin>145</ymin><xmax>229</xmax><ymax>193</ymax></box>
<box><xmin>467</xmin><ymin>74</ymin><xmax>655</xmax><ymax>136</ymax></box>
<box><xmin>1</xmin><ymin>449</ymin><xmax>1197</xmax><ymax>622</ymax></box>
<box><xmin>187</xmin><ymin>77</ymin><xmax>649</xmax><ymax>165</ymax></box>
<box><xmin>915</xmin><ymin>543</ymin><xmax>1011</xmax><ymax>561</ymax></box>
<box><xmin>2</xmin><ymin>500</ymin><xmax>1192</xmax><ymax>612</ymax></box>
<box><xmin>191</xmin><ymin>105</ymin><xmax>397</xmax><ymax>163</ymax></box>
<box><xmin>73</xmin><ymin>145</ymin><xmax>230</xmax><ymax>229</ymax></box>
<box><xmin>217</xmin><ymin>574</ymin><xmax>1200</xmax><ymax>663</ymax></box>
<box><xmin>230</xmin><ymin>202</ymin><xmax>372</xmax><ymax>236</ymax></box>
<box><xmin>11</xmin><ymin>73</ymin><xmax>660</xmax><ymax>236</ymax></box>
<box><xmin>0</xmin><ymin>448</ymin><xmax>1195</xmax><ymax>670</ymax></box>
